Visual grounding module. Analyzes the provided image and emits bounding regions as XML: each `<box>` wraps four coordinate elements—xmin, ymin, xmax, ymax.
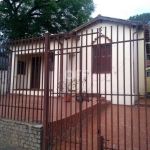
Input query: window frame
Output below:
<box><xmin>17</xmin><ymin>60</ymin><xmax>26</xmax><ymax>75</ymax></box>
<box><xmin>49</xmin><ymin>52</ymin><xmax>55</xmax><ymax>71</ymax></box>
<box><xmin>92</xmin><ymin>44</ymin><xmax>112</xmax><ymax>74</ymax></box>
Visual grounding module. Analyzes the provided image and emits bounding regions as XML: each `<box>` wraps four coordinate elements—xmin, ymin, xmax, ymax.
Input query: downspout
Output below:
<box><xmin>59</xmin><ymin>40</ymin><xmax>63</xmax><ymax>95</ymax></box>
<box><xmin>133</xmin><ymin>31</ymin><xmax>137</xmax><ymax>94</ymax></box>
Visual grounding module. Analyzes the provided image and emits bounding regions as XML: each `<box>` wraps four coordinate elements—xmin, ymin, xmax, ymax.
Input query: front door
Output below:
<box><xmin>31</xmin><ymin>56</ymin><xmax>41</xmax><ymax>89</ymax></box>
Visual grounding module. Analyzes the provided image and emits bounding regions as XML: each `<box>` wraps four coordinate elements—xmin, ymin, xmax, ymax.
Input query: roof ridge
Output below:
<box><xmin>69</xmin><ymin>15</ymin><xmax>143</xmax><ymax>34</ymax></box>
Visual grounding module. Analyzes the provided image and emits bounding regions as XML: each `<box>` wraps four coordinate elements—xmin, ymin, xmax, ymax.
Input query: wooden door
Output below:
<box><xmin>31</xmin><ymin>57</ymin><xmax>41</xmax><ymax>89</ymax></box>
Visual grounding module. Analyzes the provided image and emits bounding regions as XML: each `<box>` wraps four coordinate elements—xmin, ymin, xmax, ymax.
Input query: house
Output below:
<box><xmin>8</xmin><ymin>15</ymin><xmax>149</xmax><ymax>105</ymax></box>
<box><xmin>0</xmin><ymin>49</ymin><xmax>10</xmax><ymax>95</ymax></box>
<box><xmin>146</xmin><ymin>67</ymin><xmax>150</xmax><ymax>96</ymax></box>
<box><xmin>145</xmin><ymin>24</ymin><xmax>150</xmax><ymax>96</ymax></box>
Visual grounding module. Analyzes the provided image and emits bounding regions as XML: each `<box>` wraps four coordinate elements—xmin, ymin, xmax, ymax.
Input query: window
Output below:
<box><xmin>147</xmin><ymin>71</ymin><xmax>150</xmax><ymax>77</ymax></box>
<box><xmin>49</xmin><ymin>52</ymin><xmax>55</xmax><ymax>71</ymax></box>
<box><xmin>145</xmin><ymin>29</ymin><xmax>150</xmax><ymax>54</ymax></box>
<box><xmin>92</xmin><ymin>44</ymin><xmax>112</xmax><ymax>73</ymax></box>
<box><xmin>17</xmin><ymin>61</ymin><xmax>26</xmax><ymax>75</ymax></box>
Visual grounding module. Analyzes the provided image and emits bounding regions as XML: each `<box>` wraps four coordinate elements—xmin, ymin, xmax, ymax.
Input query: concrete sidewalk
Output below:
<box><xmin>0</xmin><ymin>140</ymin><xmax>20</xmax><ymax>150</ymax></box>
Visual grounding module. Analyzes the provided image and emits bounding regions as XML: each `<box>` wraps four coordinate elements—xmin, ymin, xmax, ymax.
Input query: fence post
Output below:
<box><xmin>42</xmin><ymin>32</ymin><xmax>50</xmax><ymax>150</ymax></box>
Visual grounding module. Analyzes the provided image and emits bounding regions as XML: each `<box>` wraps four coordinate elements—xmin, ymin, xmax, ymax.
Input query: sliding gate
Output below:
<box><xmin>43</xmin><ymin>24</ymin><xmax>150</xmax><ymax>150</ymax></box>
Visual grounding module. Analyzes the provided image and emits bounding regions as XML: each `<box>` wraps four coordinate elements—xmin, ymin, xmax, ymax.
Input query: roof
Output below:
<box><xmin>69</xmin><ymin>15</ymin><xmax>144</xmax><ymax>34</ymax></box>
<box><xmin>9</xmin><ymin>33</ymin><xmax>80</xmax><ymax>45</ymax></box>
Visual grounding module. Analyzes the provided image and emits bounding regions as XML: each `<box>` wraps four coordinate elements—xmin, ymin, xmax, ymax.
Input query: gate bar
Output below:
<box><xmin>42</xmin><ymin>32</ymin><xmax>50</xmax><ymax>150</ymax></box>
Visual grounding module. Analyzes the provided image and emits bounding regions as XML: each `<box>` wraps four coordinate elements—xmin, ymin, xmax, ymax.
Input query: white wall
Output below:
<box><xmin>9</xmin><ymin>21</ymin><xmax>145</xmax><ymax>105</ymax></box>
<box><xmin>61</xmin><ymin>21</ymin><xmax>145</xmax><ymax>105</ymax></box>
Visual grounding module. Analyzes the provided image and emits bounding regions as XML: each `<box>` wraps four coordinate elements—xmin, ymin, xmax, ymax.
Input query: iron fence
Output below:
<box><xmin>0</xmin><ymin>37</ymin><xmax>45</xmax><ymax>123</ymax></box>
<box><xmin>0</xmin><ymin>24</ymin><xmax>150</xmax><ymax>150</ymax></box>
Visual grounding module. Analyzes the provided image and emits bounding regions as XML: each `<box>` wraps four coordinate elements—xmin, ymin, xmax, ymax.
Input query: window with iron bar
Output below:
<box><xmin>92</xmin><ymin>44</ymin><xmax>112</xmax><ymax>73</ymax></box>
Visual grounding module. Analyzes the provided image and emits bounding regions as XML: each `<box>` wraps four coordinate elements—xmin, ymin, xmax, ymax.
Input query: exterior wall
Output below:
<box><xmin>61</xmin><ymin>21</ymin><xmax>145</xmax><ymax>105</ymax></box>
<box><xmin>133</xmin><ymin>31</ymin><xmax>145</xmax><ymax>98</ymax></box>
<box><xmin>9</xmin><ymin>21</ymin><xmax>146</xmax><ymax>105</ymax></box>
<box><xmin>64</xmin><ymin>22</ymin><xmax>138</xmax><ymax>105</ymax></box>
<box><xmin>147</xmin><ymin>76</ymin><xmax>150</xmax><ymax>93</ymax></box>
<box><xmin>0</xmin><ymin>119</ymin><xmax>42</xmax><ymax>150</ymax></box>
<box><xmin>10</xmin><ymin>40</ymin><xmax>58</xmax><ymax>96</ymax></box>
<box><xmin>137</xmin><ymin>31</ymin><xmax>145</xmax><ymax>95</ymax></box>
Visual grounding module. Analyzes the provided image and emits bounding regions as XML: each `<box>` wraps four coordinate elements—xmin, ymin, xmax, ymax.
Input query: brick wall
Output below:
<box><xmin>0</xmin><ymin>119</ymin><xmax>42</xmax><ymax>150</ymax></box>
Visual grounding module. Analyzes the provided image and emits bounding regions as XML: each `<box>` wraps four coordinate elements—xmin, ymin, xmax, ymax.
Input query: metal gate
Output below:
<box><xmin>42</xmin><ymin>24</ymin><xmax>150</xmax><ymax>150</ymax></box>
<box><xmin>0</xmin><ymin>23</ymin><xmax>149</xmax><ymax>149</ymax></box>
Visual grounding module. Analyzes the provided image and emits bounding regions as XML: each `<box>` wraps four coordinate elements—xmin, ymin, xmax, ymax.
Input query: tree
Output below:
<box><xmin>0</xmin><ymin>0</ymin><xmax>95</xmax><ymax>39</ymax></box>
<box><xmin>128</xmin><ymin>13</ymin><xmax>150</xmax><ymax>24</ymax></box>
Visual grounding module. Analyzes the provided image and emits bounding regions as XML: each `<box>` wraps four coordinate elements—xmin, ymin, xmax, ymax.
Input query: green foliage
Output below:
<box><xmin>0</xmin><ymin>0</ymin><xmax>95</xmax><ymax>39</ymax></box>
<box><xmin>128</xmin><ymin>13</ymin><xmax>150</xmax><ymax>24</ymax></box>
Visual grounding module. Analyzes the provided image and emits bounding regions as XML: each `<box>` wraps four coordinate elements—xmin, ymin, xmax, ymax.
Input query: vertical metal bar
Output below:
<box><xmin>64</xmin><ymin>34</ymin><xmax>68</xmax><ymax>150</ymax></box>
<box><xmin>85</xmin><ymin>30</ymin><xmax>88</xmax><ymax>150</ymax></box>
<box><xmin>2</xmin><ymin>47</ymin><xmax>5</xmax><ymax>118</ymax></box>
<box><xmin>42</xmin><ymin>32</ymin><xmax>50</xmax><ymax>150</ymax></box>
<box><xmin>24</xmin><ymin>38</ymin><xmax>29</xmax><ymax>122</ymax></box>
<box><xmin>51</xmin><ymin>36</ymin><xmax>56</xmax><ymax>147</ymax></box>
<box><xmin>104</xmin><ymin>26</ymin><xmax>107</xmax><ymax>149</ymax></box>
<box><xmin>74</xmin><ymin>33</ymin><xmax>78</xmax><ymax>150</ymax></box>
<box><xmin>55</xmin><ymin>35</ymin><xmax>60</xmax><ymax>150</ymax></box>
<box><xmin>37</xmin><ymin>37</ymin><xmax>41</xmax><ymax>123</ymax></box>
<box><xmin>20</xmin><ymin>38</ymin><xmax>24</xmax><ymax>121</ymax></box>
<box><xmin>123</xmin><ymin>24</ymin><xmax>126</xmax><ymax>149</ymax></box>
<box><xmin>0</xmin><ymin>47</ymin><xmax>2</xmax><ymax>117</ymax></box>
<box><xmin>47</xmin><ymin>37</ymin><xmax>51</xmax><ymax>149</ymax></box>
<box><xmin>36</xmin><ymin>37</ymin><xmax>40</xmax><ymax>123</ymax></box>
<box><xmin>7</xmin><ymin>40</ymin><xmax>11</xmax><ymax>119</ymax></box>
<box><xmin>3</xmin><ymin>45</ymin><xmax>8</xmax><ymax>118</ymax></box>
<box><xmin>91</xmin><ymin>29</ymin><xmax>94</xmax><ymax>150</ymax></box>
<box><xmin>79</xmin><ymin>32</ymin><xmax>83</xmax><ymax>150</ymax></box>
<box><xmin>28</xmin><ymin>37</ymin><xmax>32</xmax><ymax>122</ymax></box>
<box><xmin>143</xmin><ymin>26</ymin><xmax>148</xmax><ymax>150</ymax></box>
<box><xmin>41</xmin><ymin>37</ymin><xmax>45</xmax><ymax>123</ymax></box>
<box><xmin>110</xmin><ymin>26</ymin><xmax>113</xmax><ymax>149</ymax></box>
<box><xmin>17</xmin><ymin>38</ymin><xmax>22</xmax><ymax>121</ymax></box>
<box><xmin>59</xmin><ymin>35</ymin><xmax>64</xmax><ymax>150</ymax></box>
<box><xmin>129</xmin><ymin>24</ymin><xmax>133</xmax><ymax>150</ymax></box>
<box><xmin>116</xmin><ymin>25</ymin><xmax>120</xmax><ymax>150</ymax></box>
<box><xmin>96</xmin><ymin>28</ymin><xmax>100</xmax><ymax>150</ymax></box>
<box><xmin>98</xmin><ymin>28</ymin><xmax>102</xmax><ymax>150</ymax></box>
<box><xmin>99</xmin><ymin>27</ymin><xmax>103</xmax><ymax>150</ymax></box>
<box><xmin>136</xmin><ymin>24</ymin><xmax>141</xmax><ymax>150</ymax></box>
<box><xmin>10</xmin><ymin>41</ymin><xmax>14</xmax><ymax>120</ymax></box>
<box><xmin>29</xmin><ymin>36</ymin><xmax>34</xmax><ymax>122</ymax></box>
<box><xmin>69</xmin><ymin>33</ymin><xmax>73</xmax><ymax>150</ymax></box>
<box><xmin>32</xmin><ymin>38</ymin><xmax>38</xmax><ymax>122</ymax></box>
<box><xmin>14</xmin><ymin>39</ymin><xmax>18</xmax><ymax>120</ymax></box>
<box><xmin>47</xmin><ymin>37</ymin><xmax>50</xmax><ymax>149</ymax></box>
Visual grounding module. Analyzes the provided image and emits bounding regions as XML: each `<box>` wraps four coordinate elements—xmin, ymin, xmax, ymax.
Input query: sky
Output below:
<box><xmin>92</xmin><ymin>0</ymin><xmax>150</xmax><ymax>19</ymax></box>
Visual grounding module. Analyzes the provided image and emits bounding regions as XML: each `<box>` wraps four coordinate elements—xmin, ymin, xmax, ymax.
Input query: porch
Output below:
<box><xmin>0</xmin><ymin>93</ymin><xmax>107</xmax><ymax>123</ymax></box>
<box><xmin>134</xmin><ymin>97</ymin><xmax>150</xmax><ymax>107</ymax></box>
<box><xmin>52</xmin><ymin>104</ymin><xmax>150</xmax><ymax>150</ymax></box>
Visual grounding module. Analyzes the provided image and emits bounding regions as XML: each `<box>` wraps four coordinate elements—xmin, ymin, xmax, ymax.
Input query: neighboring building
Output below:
<box><xmin>8</xmin><ymin>15</ymin><xmax>148</xmax><ymax>105</ymax></box>
<box><xmin>146</xmin><ymin>67</ymin><xmax>150</xmax><ymax>96</ymax></box>
<box><xmin>145</xmin><ymin>23</ymin><xmax>150</xmax><ymax>96</ymax></box>
<box><xmin>0</xmin><ymin>52</ymin><xmax>9</xmax><ymax>70</ymax></box>
<box><xmin>0</xmin><ymin>50</ymin><xmax>9</xmax><ymax>95</ymax></box>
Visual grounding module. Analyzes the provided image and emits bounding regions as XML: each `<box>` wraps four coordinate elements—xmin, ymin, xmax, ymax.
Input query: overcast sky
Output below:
<box><xmin>92</xmin><ymin>0</ymin><xmax>150</xmax><ymax>19</ymax></box>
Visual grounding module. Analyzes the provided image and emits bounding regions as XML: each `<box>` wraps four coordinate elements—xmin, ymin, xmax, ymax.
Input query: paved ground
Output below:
<box><xmin>52</xmin><ymin>104</ymin><xmax>150</xmax><ymax>150</ymax></box>
<box><xmin>0</xmin><ymin>140</ymin><xmax>17</xmax><ymax>150</ymax></box>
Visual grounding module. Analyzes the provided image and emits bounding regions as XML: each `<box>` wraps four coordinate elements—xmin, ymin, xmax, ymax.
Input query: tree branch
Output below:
<box><xmin>30</xmin><ymin>13</ymin><xmax>42</xmax><ymax>16</ymax></box>
<box><xmin>5</xmin><ymin>0</ymin><xmax>14</xmax><ymax>14</ymax></box>
<box><xmin>16</xmin><ymin>1</ymin><xmax>24</xmax><ymax>11</ymax></box>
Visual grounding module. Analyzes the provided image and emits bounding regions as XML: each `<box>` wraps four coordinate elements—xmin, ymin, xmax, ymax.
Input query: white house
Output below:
<box><xmin>8</xmin><ymin>15</ymin><xmax>148</xmax><ymax>105</ymax></box>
